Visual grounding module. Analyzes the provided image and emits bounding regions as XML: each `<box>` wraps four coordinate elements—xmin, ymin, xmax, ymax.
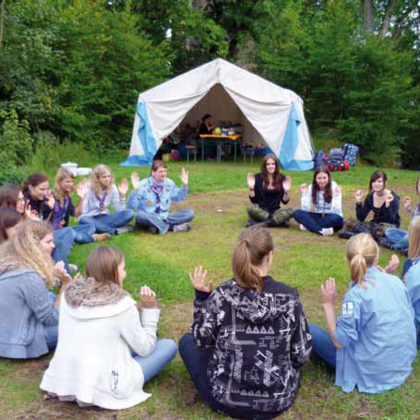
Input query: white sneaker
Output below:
<box><xmin>321</xmin><ymin>227</ymin><xmax>334</xmax><ymax>236</ymax></box>
<box><xmin>116</xmin><ymin>225</ymin><xmax>134</xmax><ymax>235</ymax></box>
<box><xmin>299</xmin><ymin>224</ymin><xmax>308</xmax><ymax>232</ymax></box>
<box><xmin>173</xmin><ymin>223</ymin><xmax>191</xmax><ymax>233</ymax></box>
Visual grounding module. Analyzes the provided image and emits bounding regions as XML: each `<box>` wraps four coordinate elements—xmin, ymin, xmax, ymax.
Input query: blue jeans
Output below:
<box><xmin>45</xmin><ymin>292</ymin><xmax>59</xmax><ymax>351</ymax></box>
<box><xmin>385</xmin><ymin>228</ymin><xmax>409</xmax><ymax>251</ymax></box>
<box><xmin>52</xmin><ymin>227</ymin><xmax>76</xmax><ymax>273</ymax></box>
<box><xmin>133</xmin><ymin>339</ymin><xmax>177</xmax><ymax>383</ymax></box>
<box><xmin>293</xmin><ymin>210</ymin><xmax>344</xmax><ymax>234</ymax></box>
<box><xmin>309</xmin><ymin>323</ymin><xmax>336</xmax><ymax>370</ymax></box>
<box><xmin>79</xmin><ymin>209</ymin><xmax>134</xmax><ymax>235</ymax></box>
<box><xmin>135</xmin><ymin>209</ymin><xmax>194</xmax><ymax>235</ymax></box>
<box><xmin>71</xmin><ymin>224</ymin><xmax>96</xmax><ymax>244</ymax></box>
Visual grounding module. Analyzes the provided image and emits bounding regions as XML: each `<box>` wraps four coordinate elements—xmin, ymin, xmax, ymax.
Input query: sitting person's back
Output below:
<box><xmin>180</xmin><ymin>228</ymin><xmax>312</xmax><ymax>420</ymax></box>
<box><xmin>41</xmin><ymin>246</ymin><xmax>177</xmax><ymax>410</ymax></box>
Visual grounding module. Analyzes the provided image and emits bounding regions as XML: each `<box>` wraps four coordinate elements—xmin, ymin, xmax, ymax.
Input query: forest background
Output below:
<box><xmin>1</xmin><ymin>0</ymin><xmax>420</xmax><ymax>182</ymax></box>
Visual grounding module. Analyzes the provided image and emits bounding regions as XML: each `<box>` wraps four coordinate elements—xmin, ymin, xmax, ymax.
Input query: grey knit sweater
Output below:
<box><xmin>0</xmin><ymin>268</ymin><xmax>58</xmax><ymax>359</ymax></box>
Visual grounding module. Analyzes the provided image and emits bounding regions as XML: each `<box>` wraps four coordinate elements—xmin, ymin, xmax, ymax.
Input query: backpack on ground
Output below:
<box><xmin>343</xmin><ymin>143</ymin><xmax>359</xmax><ymax>166</ymax></box>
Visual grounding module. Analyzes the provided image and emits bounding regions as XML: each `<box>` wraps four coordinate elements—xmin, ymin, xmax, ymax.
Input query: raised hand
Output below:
<box><xmin>131</xmin><ymin>172</ymin><xmax>141</xmax><ymax>191</ymax></box>
<box><xmin>118</xmin><ymin>178</ymin><xmax>129</xmax><ymax>196</ymax></box>
<box><xmin>139</xmin><ymin>285</ymin><xmax>157</xmax><ymax>309</ymax></box>
<box><xmin>24</xmin><ymin>203</ymin><xmax>39</xmax><ymax>221</ymax></box>
<box><xmin>76</xmin><ymin>178</ymin><xmax>88</xmax><ymax>199</ymax></box>
<box><xmin>283</xmin><ymin>176</ymin><xmax>292</xmax><ymax>193</ymax></box>
<box><xmin>180</xmin><ymin>167</ymin><xmax>189</xmax><ymax>186</ymax></box>
<box><xmin>385</xmin><ymin>191</ymin><xmax>394</xmax><ymax>207</ymax></box>
<box><xmin>45</xmin><ymin>191</ymin><xmax>55</xmax><ymax>209</ymax></box>
<box><xmin>247</xmin><ymin>173</ymin><xmax>255</xmax><ymax>190</ymax></box>
<box><xmin>403</xmin><ymin>196</ymin><xmax>411</xmax><ymax>210</ymax></box>
<box><xmin>384</xmin><ymin>254</ymin><xmax>399</xmax><ymax>274</ymax></box>
<box><xmin>300</xmin><ymin>183</ymin><xmax>308</xmax><ymax>195</ymax></box>
<box><xmin>355</xmin><ymin>189</ymin><xmax>364</xmax><ymax>204</ymax></box>
<box><xmin>189</xmin><ymin>266</ymin><xmax>212</xmax><ymax>293</ymax></box>
<box><xmin>321</xmin><ymin>277</ymin><xmax>336</xmax><ymax>304</ymax></box>
<box><xmin>333</xmin><ymin>185</ymin><xmax>342</xmax><ymax>198</ymax></box>
<box><xmin>53</xmin><ymin>261</ymin><xmax>72</xmax><ymax>284</ymax></box>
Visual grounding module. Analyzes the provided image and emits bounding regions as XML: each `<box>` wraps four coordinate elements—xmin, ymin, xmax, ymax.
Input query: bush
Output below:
<box><xmin>28</xmin><ymin>136</ymin><xmax>97</xmax><ymax>174</ymax></box>
<box><xmin>0</xmin><ymin>109</ymin><xmax>33</xmax><ymax>166</ymax></box>
<box><xmin>0</xmin><ymin>163</ymin><xmax>27</xmax><ymax>187</ymax></box>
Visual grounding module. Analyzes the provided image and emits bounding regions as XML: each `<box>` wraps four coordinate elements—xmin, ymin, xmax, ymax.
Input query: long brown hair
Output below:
<box><xmin>346</xmin><ymin>233</ymin><xmax>378</xmax><ymax>288</ymax></box>
<box><xmin>0</xmin><ymin>208</ymin><xmax>22</xmax><ymax>243</ymax></box>
<box><xmin>368</xmin><ymin>170</ymin><xmax>387</xmax><ymax>193</ymax></box>
<box><xmin>86</xmin><ymin>246</ymin><xmax>124</xmax><ymax>286</ymax></box>
<box><xmin>0</xmin><ymin>185</ymin><xmax>22</xmax><ymax>210</ymax></box>
<box><xmin>53</xmin><ymin>167</ymin><xmax>74</xmax><ymax>204</ymax></box>
<box><xmin>232</xmin><ymin>228</ymin><xmax>274</xmax><ymax>293</ymax></box>
<box><xmin>22</xmin><ymin>173</ymin><xmax>49</xmax><ymax>198</ymax></box>
<box><xmin>408</xmin><ymin>216</ymin><xmax>420</xmax><ymax>260</ymax></box>
<box><xmin>312</xmin><ymin>166</ymin><xmax>332</xmax><ymax>204</ymax></box>
<box><xmin>260</xmin><ymin>154</ymin><xmax>283</xmax><ymax>190</ymax></box>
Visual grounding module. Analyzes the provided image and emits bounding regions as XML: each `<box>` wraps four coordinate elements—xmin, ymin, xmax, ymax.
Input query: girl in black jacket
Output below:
<box><xmin>246</xmin><ymin>154</ymin><xmax>293</xmax><ymax>227</ymax></box>
<box><xmin>179</xmin><ymin>228</ymin><xmax>312</xmax><ymax>420</ymax></box>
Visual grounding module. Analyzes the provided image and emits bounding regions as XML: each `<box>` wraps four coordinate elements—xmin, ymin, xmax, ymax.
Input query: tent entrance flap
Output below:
<box><xmin>120</xmin><ymin>102</ymin><xmax>157</xmax><ymax>167</ymax></box>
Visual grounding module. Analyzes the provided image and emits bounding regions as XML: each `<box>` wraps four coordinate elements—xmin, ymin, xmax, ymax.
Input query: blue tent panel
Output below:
<box><xmin>120</xmin><ymin>102</ymin><xmax>157</xmax><ymax>167</ymax></box>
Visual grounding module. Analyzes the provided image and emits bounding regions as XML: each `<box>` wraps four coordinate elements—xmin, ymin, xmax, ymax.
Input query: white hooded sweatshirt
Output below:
<box><xmin>40</xmin><ymin>283</ymin><xmax>160</xmax><ymax>410</ymax></box>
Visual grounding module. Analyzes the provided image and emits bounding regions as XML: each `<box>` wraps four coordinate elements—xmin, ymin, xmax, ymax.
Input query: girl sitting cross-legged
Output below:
<box><xmin>179</xmin><ymin>228</ymin><xmax>312</xmax><ymax>420</ymax></box>
<box><xmin>310</xmin><ymin>233</ymin><xmax>416</xmax><ymax>393</ymax></box>
<box><xmin>78</xmin><ymin>164</ymin><xmax>134</xmax><ymax>236</ymax></box>
<box><xmin>293</xmin><ymin>166</ymin><xmax>344</xmax><ymax>236</ymax></box>
<box><xmin>51</xmin><ymin>167</ymin><xmax>109</xmax><ymax>244</ymax></box>
<box><xmin>246</xmin><ymin>154</ymin><xmax>293</xmax><ymax>228</ymax></box>
<box><xmin>0</xmin><ymin>220</ymin><xmax>72</xmax><ymax>359</ymax></box>
<box><xmin>40</xmin><ymin>246</ymin><xmax>177</xmax><ymax>410</ymax></box>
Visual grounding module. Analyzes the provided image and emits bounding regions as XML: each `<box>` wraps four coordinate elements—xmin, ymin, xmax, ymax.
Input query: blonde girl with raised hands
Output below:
<box><xmin>41</xmin><ymin>245</ymin><xmax>177</xmax><ymax>410</ymax></box>
<box><xmin>310</xmin><ymin>233</ymin><xmax>416</xmax><ymax>393</ymax></box>
<box><xmin>79</xmin><ymin>164</ymin><xmax>134</xmax><ymax>236</ymax></box>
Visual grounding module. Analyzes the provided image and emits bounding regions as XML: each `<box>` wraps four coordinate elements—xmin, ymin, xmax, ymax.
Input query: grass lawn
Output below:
<box><xmin>1</xmin><ymin>157</ymin><xmax>419</xmax><ymax>419</ymax></box>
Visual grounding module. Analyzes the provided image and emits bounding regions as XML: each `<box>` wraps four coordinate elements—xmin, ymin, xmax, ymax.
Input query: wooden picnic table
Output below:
<box><xmin>199</xmin><ymin>134</ymin><xmax>243</xmax><ymax>163</ymax></box>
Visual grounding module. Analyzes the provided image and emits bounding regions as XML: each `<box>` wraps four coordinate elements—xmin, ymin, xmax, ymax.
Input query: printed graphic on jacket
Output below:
<box><xmin>192</xmin><ymin>277</ymin><xmax>312</xmax><ymax>415</ymax></box>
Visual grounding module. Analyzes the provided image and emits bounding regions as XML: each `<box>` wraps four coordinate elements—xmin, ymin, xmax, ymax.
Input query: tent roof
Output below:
<box><xmin>139</xmin><ymin>58</ymin><xmax>302</xmax><ymax>107</ymax></box>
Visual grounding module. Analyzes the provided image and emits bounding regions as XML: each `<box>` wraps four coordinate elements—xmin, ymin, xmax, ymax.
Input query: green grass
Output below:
<box><xmin>1</xmin><ymin>159</ymin><xmax>420</xmax><ymax>419</ymax></box>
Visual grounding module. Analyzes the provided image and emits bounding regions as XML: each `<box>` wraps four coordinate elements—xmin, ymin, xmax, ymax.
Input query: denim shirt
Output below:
<box><xmin>128</xmin><ymin>177</ymin><xmax>187</xmax><ymax>220</ymax></box>
<box><xmin>333</xmin><ymin>267</ymin><xmax>416</xmax><ymax>393</ymax></box>
<box><xmin>405</xmin><ymin>259</ymin><xmax>420</xmax><ymax>335</ymax></box>
<box><xmin>0</xmin><ymin>268</ymin><xmax>58</xmax><ymax>359</ymax></box>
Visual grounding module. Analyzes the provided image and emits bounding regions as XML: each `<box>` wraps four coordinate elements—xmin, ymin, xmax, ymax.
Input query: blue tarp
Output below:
<box><xmin>279</xmin><ymin>104</ymin><xmax>313</xmax><ymax>170</ymax></box>
<box><xmin>120</xmin><ymin>102</ymin><xmax>157</xmax><ymax>166</ymax></box>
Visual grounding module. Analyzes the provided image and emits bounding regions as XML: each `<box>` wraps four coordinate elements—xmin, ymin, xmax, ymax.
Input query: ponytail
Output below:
<box><xmin>232</xmin><ymin>240</ymin><xmax>264</xmax><ymax>292</ymax></box>
<box><xmin>349</xmin><ymin>253</ymin><xmax>367</xmax><ymax>288</ymax></box>
<box><xmin>346</xmin><ymin>233</ymin><xmax>378</xmax><ymax>288</ymax></box>
<box><xmin>232</xmin><ymin>228</ymin><xmax>274</xmax><ymax>293</ymax></box>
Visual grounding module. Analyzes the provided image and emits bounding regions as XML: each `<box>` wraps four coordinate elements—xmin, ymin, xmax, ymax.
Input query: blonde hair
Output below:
<box><xmin>408</xmin><ymin>216</ymin><xmax>420</xmax><ymax>260</ymax></box>
<box><xmin>86</xmin><ymin>246</ymin><xmax>124</xmax><ymax>286</ymax></box>
<box><xmin>346</xmin><ymin>233</ymin><xmax>378</xmax><ymax>288</ymax></box>
<box><xmin>0</xmin><ymin>220</ymin><xmax>54</xmax><ymax>286</ymax></box>
<box><xmin>53</xmin><ymin>167</ymin><xmax>74</xmax><ymax>204</ymax></box>
<box><xmin>232</xmin><ymin>228</ymin><xmax>274</xmax><ymax>293</ymax></box>
<box><xmin>90</xmin><ymin>164</ymin><xmax>115</xmax><ymax>197</ymax></box>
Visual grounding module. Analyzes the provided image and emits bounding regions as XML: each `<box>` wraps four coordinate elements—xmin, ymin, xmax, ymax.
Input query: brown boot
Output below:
<box><xmin>92</xmin><ymin>233</ymin><xmax>111</xmax><ymax>242</ymax></box>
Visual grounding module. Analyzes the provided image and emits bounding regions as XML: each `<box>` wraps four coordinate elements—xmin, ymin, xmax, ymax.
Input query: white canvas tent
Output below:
<box><xmin>121</xmin><ymin>58</ymin><xmax>314</xmax><ymax>170</ymax></box>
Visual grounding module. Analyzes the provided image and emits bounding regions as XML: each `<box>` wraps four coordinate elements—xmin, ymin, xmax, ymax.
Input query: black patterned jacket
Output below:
<box><xmin>192</xmin><ymin>276</ymin><xmax>312</xmax><ymax>418</ymax></box>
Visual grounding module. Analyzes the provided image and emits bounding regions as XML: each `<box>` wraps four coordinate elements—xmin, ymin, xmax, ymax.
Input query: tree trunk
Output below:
<box><xmin>362</xmin><ymin>0</ymin><xmax>374</xmax><ymax>34</ymax></box>
<box><xmin>0</xmin><ymin>0</ymin><xmax>5</xmax><ymax>50</ymax></box>
<box><xmin>379</xmin><ymin>0</ymin><xmax>395</xmax><ymax>38</ymax></box>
